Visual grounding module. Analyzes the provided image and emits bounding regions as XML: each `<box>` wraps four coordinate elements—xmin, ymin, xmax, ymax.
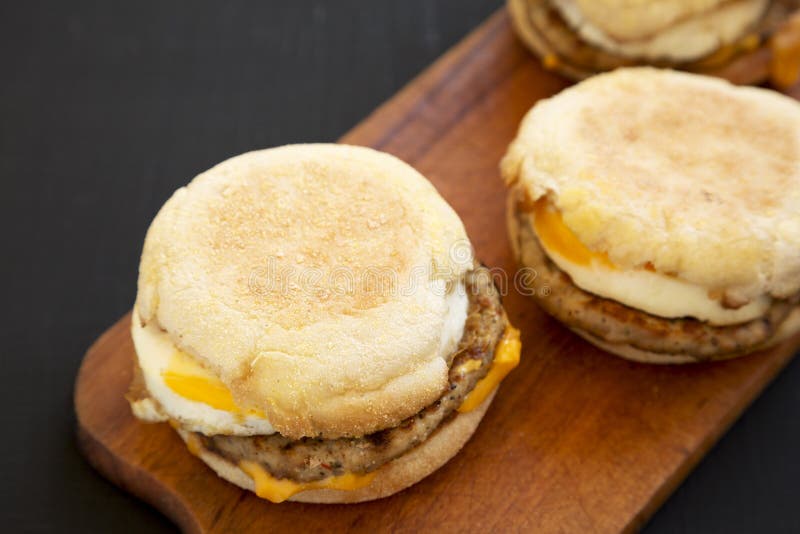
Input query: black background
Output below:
<box><xmin>2</xmin><ymin>1</ymin><xmax>798</xmax><ymax>532</ymax></box>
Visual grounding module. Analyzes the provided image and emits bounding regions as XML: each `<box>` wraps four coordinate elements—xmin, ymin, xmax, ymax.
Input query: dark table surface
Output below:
<box><xmin>2</xmin><ymin>1</ymin><xmax>798</xmax><ymax>532</ymax></box>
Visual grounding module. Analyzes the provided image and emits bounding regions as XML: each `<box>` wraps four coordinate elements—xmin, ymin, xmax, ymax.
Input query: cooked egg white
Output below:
<box><xmin>132</xmin><ymin>317</ymin><xmax>277</xmax><ymax>436</ymax></box>
<box><xmin>131</xmin><ymin>284</ymin><xmax>470</xmax><ymax>436</ymax></box>
<box><xmin>531</xmin><ymin>199</ymin><xmax>770</xmax><ymax>325</ymax></box>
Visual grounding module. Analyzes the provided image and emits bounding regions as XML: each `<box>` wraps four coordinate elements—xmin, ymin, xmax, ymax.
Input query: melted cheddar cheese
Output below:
<box><xmin>456</xmin><ymin>358</ymin><xmax>483</xmax><ymax>375</ymax></box>
<box><xmin>532</xmin><ymin>197</ymin><xmax>613</xmax><ymax>268</ymax></box>
<box><xmin>770</xmin><ymin>13</ymin><xmax>800</xmax><ymax>89</ymax></box>
<box><xmin>162</xmin><ymin>350</ymin><xmax>264</xmax><ymax>418</ymax></box>
<box><xmin>542</xmin><ymin>53</ymin><xmax>561</xmax><ymax>71</ymax></box>
<box><xmin>690</xmin><ymin>33</ymin><xmax>760</xmax><ymax>70</ymax></box>
<box><xmin>527</xmin><ymin>198</ymin><xmax>771</xmax><ymax>325</ymax></box>
<box><xmin>185</xmin><ymin>432</ymin><xmax>203</xmax><ymax>456</ymax></box>
<box><xmin>239</xmin><ymin>460</ymin><xmax>377</xmax><ymax>503</ymax></box>
<box><xmin>458</xmin><ymin>326</ymin><xmax>521</xmax><ymax>413</ymax></box>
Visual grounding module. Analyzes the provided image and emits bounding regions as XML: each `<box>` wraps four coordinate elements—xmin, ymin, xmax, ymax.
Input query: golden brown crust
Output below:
<box><xmin>502</xmin><ymin>68</ymin><xmax>800</xmax><ymax>304</ymax></box>
<box><xmin>507</xmin><ymin>194</ymin><xmax>800</xmax><ymax>362</ymax></box>
<box><xmin>175</xmin><ymin>391</ymin><xmax>496</xmax><ymax>503</ymax></box>
<box><xmin>135</xmin><ymin>144</ymin><xmax>474</xmax><ymax>439</ymax></box>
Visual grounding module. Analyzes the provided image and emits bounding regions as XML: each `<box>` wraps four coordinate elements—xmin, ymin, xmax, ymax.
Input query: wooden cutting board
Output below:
<box><xmin>75</xmin><ymin>9</ymin><xmax>800</xmax><ymax>533</ymax></box>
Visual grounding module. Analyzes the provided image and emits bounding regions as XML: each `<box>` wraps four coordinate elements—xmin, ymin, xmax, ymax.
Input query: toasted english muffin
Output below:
<box><xmin>502</xmin><ymin>68</ymin><xmax>800</xmax><ymax>362</ymax></box>
<box><xmin>129</xmin><ymin>144</ymin><xmax>520</xmax><ymax>502</ymax></box>
<box><xmin>507</xmin><ymin>0</ymin><xmax>800</xmax><ymax>85</ymax></box>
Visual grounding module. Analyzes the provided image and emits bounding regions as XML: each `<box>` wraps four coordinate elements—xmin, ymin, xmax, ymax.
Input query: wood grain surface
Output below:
<box><xmin>75</xmin><ymin>10</ymin><xmax>800</xmax><ymax>533</ymax></box>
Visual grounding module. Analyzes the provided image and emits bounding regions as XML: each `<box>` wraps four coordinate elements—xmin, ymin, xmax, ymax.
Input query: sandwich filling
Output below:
<box><xmin>129</xmin><ymin>266</ymin><xmax>518</xmax><ymax>501</ymax></box>
<box><xmin>132</xmin><ymin>282</ymin><xmax>471</xmax><ymax>437</ymax></box>
<box><xmin>530</xmin><ymin>197</ymin><xmax>770</xmax><ymax>325</ymax></box>
<box><xmin>510</xmin><ymin>0</ymin><xmax>800</xmax><ymax>87</ymax></box>
<box><xmin>511</xmin><ymin>194</ymin><xmax>799</xmax><ymax>360</ymax></box>
<box><xmin>552</xmin><ymin>0</ymin><xmax>768</xmax><ymax>62</ymax></box>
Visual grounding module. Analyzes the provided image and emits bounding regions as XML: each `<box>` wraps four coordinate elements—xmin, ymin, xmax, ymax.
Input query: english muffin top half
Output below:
<box><xmin>135</xmin><ymin>144</ymin><xmax>479</xmax><ymax>439</ymax></box>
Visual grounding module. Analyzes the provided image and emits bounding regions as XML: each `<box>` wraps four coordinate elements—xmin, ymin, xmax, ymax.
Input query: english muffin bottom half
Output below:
<box><xmin>507</xmin><ymin>0</ymin><xmax>800</xmax><ymax>87</ymax></box>
<box><xmin>127</xmin><ymin>144</ymin><xmax>521</xmax><ymax>502</ymax></box>
<box><xmin>502</xmin><ymin>68</ymin><xmax>800</xmax><ymax>364</ymax></box>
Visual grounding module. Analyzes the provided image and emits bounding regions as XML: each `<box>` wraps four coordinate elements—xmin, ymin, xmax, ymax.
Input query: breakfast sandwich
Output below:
<box><xmin>502</xmin><ymin>68</ymin><xmax>800</xmax><ymax>363</ymax></box>
<box><xmin>508</xmin><ymin>0</ymin><xmax>800</xmax><ymax>87</ymax></box>
<box><xmin>127</xmin><ymin>144</ymin><xmax>521</xmax><ymax>502</ymax></box>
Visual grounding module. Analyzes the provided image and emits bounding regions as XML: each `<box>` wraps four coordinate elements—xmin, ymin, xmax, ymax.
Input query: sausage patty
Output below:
<box><xmin>190</xmin><ymin>265</ymin><xmax>508</xmax><ymax>482</ymax></box>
